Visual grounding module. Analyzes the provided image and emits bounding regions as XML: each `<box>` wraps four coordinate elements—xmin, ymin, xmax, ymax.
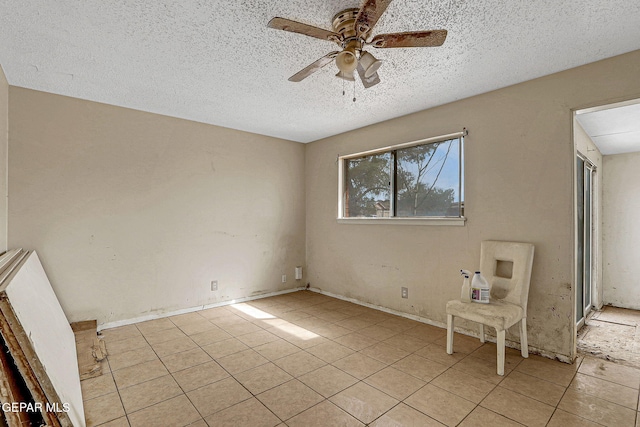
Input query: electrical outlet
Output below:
<box><xmin>401</xmin><ymin>287</ymin><xmax>408</xmax><ymax>299</ymax></box>
<box><xmin>211</xmin><ymin>280</ymin><xmax>218</xmax><ymax>291</ymax></box>
<box><xmin>282</xmin><ymin>274</ymin><xmax>287</xmax><ymax>283</ymax></box>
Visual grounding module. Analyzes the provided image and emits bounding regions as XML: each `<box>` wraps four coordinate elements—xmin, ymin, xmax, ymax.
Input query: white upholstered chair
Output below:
<box><xmin>446</xmin><ymin>241</ymin><xmax>535</xmax><ymax>375</ymax></box>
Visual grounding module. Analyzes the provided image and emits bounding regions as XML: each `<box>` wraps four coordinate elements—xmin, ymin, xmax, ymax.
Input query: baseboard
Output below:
<box><xmin>99</xmin><ymin>286</ymin><xmax>573</xmax><ymax>364</ymax></box>
<box><xmin>308</xmin><ymin>287</ymin><xmax>573</xmax><ymax>364</ymax></box>
<box><xmin>98</xmin><ymin>287</ymin><xmax>305</xmax><ymax>331</ymax></box>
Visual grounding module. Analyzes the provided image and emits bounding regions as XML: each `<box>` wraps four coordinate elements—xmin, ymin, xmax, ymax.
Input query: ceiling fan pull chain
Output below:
<box><xmin>353</xmin><ymin>80</ymin><xmax>356</xmax><ymax>102</ymax></box>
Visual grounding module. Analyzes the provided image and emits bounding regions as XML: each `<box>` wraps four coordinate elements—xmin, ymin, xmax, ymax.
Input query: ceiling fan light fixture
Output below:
<box><xmin>359</xmin><ymin>51</ymin><xmax>382</xmax><ymax>78</ymax></box>
<box><xmin>268</xmin><ymin>1</ymin><xmax>449</xmax><ymax>87</ymax></box>
<box><xmin>335</xmin><ymin>71</ymin><xmax>355</xmax><ymax>81</ymax></box>
<box><xmin>335</xmin><ymin>47</ymin><xmax>358</xmax><ymax>74</ymax></box>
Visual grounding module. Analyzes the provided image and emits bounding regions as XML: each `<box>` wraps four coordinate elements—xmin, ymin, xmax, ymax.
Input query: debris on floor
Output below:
<box><xmin>71</xmin><ymin>320</ymin><xmax>107</xmax><ymax>381</ymax></box>
<box><xmin>578</xmin><ymin>305</ymin><xmax>640</xmax><ymax>368</ymax></box>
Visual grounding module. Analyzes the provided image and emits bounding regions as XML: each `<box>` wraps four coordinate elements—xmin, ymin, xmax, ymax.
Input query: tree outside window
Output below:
<box><xmin>343</xmin><ymin>137</ymin><xmax>463</xmax><ymax>218</ymax></box>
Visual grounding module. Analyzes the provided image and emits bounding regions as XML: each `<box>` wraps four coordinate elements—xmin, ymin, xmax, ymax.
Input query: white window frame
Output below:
<box><xmin>337</xmin><ymin>129</ymin><xmax>467</xmax><ymax>226</ymax></box>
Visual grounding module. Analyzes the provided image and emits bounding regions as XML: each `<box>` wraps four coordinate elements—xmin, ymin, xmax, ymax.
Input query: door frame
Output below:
<box><xmin>572</xmin><ymin>110</ymin><xmax>603</xmax><ymax>359</ymax></box>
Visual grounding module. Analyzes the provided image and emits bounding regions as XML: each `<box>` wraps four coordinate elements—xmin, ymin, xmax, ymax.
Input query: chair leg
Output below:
<box><xmin>479</xmin><ymin>324</ymin><xmax>485</xmax><ymax>343</ymax></box>
<box><xmin>520</xmin><ymin>318</ymin><xmax>529</xmax><ymax>358</ymax></box>
<box><xmin>497</xmin><ymin>329</ymin><xmax>506</xmax><ymax>376</ymax></box>
<box><xmin>446</xmin><ymin>314</ymin><xmax>454</xmax><ymax>354</ymax></box>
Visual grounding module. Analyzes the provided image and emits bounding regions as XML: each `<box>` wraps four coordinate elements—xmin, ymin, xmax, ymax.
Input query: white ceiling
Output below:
<box><xmin>577</xmin><ymin>101</ymin><xmax>640</xmax><ymax>155</ymax></box>
<box><xmin>1</xmin><ymin>0</ymin><xmax>640</xmax><ymax>143</ymax></box>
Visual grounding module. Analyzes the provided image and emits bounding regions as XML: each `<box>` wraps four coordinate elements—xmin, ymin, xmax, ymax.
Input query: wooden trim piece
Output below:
<box><xmin>0</xmin><ymin>334</ymin><xmax>27</xmax><ymax>427</ymax></box>
<box><xmin>72</xmin><ymin>321</ymin><xmax>105</xmax><ymax>381</ymax></box>
<box><xmin>70</xmin><ymin>320</ymin><xmax>97</xmax><ymax>333</ymax></box>
<box><xmin>0</xmin><ymin>299</ymin><xmax>61</xmax><ymax>427</ymax></box>
<box><xmin>0</xmin><ymin>298</ymin><xmax>73</xmax><ymax>426</ymax></box>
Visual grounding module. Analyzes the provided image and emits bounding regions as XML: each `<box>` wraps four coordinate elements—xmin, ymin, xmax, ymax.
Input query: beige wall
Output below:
<box><xmin>8</xmin><ymin>88</ymin><xmax>306</xmax><ymax>325</ymax></box>
<box><xmin>602</xmin><ymin>151</ymin><xmax>640</xmax><ymax>309</ymax></box>
<box><xmin>6</xmin><ymin>50</ymin><xmax>640</xmax><ymax>357</ymax></box>
<box><xmin>0</xmin><ymin>65</ymin><xmax>7</xmax><ymax>253</ymax></box>
<box><xmin>305</xmin><ymin>50</ymin><xmax>640</xmax><ymax>359</ymax></box>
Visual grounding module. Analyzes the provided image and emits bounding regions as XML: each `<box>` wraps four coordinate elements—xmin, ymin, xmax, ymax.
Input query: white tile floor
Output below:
<box><xmin>81</xmin><ymin>291</ymin><xmax>640</xmax><ymax>426</ymax></box>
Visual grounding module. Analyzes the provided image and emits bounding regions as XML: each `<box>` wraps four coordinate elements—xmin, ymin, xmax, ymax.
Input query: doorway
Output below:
<box><xmin>573</xmin><ymin>97</ymin><xmax>640</xmax><ymax>365</ymax></box>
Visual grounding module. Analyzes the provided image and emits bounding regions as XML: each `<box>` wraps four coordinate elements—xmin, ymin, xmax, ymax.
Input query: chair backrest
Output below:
<box><xmin>480</xmin><ymin>241</ymin><xmax>535</xmax><ymax>316</ymax></box>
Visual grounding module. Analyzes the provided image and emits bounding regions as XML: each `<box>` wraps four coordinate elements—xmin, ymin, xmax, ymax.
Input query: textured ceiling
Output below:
<box><xmin>577</xmin><ymin>100</ymin><xmax>640</xmax><ymax>155</ymax></box>
<box><xmin>1</xmin><ymin>1</ymin><xmax>640</xmax><ymax>143</ymax></box>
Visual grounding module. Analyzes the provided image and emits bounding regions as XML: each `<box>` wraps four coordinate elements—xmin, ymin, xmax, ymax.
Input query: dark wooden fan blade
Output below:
<box><xmin>289</xmin><ymin>52</ymin><xmax>339</xmax><ymax>82</ymax></box>
<box><xmin>268</xmin><ymin>17</ymin><xmax>341</xmax><ymax>42</ymax></box>
<box><xmin>370</xmin><ymin>30</ymin><xmax>448</xmax><ymax>48</ymax></box>
<box><xmin>355</xmin><ymin>0</ymin><xmax>393</xmax><ymax>37</ymax></box>
<box><xmin>357</xmin><ymin>63</ymin><xmax>380</xmax><ymax>88</ymax></box>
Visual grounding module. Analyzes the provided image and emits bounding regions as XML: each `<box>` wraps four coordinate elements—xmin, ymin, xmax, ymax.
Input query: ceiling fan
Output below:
<box><xmin>267</xmin><ymin>0</ymin><xmax>448</xmax><ymax>88</ymax></box>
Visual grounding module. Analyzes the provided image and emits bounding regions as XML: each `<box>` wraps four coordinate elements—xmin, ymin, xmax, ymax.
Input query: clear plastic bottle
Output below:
<box><xmin>471</xmin><ymin>271</ymin><xmax>490</xmax><ymax>303</ymax></box>
<box><xmin>461</xmin><ymin>275</ymin><xmax>471</xmax><ymax>303</ymax></box>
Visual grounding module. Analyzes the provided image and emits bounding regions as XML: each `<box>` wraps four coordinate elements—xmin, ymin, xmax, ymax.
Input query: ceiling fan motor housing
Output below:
<box><xmin>332</xmin><ymin>8</ymin><xmax>360</xmax><ymax>41</ymax></box>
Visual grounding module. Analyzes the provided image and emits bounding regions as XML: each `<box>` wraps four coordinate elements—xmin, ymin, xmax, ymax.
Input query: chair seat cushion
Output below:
<box><xmin>446</xmin><ymin>299</ymin><xmax>523</xmax><ymax>331</ymax></box>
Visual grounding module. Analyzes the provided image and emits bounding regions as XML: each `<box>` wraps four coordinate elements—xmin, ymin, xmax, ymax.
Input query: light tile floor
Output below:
<box><xmin>82</xmin><ymin>291</ymin><xmax>640</xmax><ymax>426</ymax></box>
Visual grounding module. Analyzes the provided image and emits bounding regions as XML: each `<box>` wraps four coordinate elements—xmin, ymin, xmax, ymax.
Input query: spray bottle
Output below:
<box><xmin>460</xmin><ymin>271</ymin><xmax>471</xmax><ymax>303</ymax></box>
<box><xmin>471</xmin><ymin>271</ymin><xmax>490</xmax><ymax>303</ymax></box>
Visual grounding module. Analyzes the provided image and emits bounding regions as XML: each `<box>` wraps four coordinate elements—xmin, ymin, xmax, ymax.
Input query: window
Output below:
<box><xmin>338</xmin><ymin>130</ymin><xmax>465</xmax><ymax>223</ymax></box>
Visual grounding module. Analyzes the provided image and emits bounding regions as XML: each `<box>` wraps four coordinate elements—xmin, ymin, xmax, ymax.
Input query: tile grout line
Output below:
<box><xmin>107</xmin><ymin>316</ymin><xmax>447</xmax><ymax>424</ymax></box>
<box><xmin>168</xmin><ymin>312</ymin><xmax>296</xmax><ymax>425</ymax></box>
<box><xmin>164</xmin><ymin>315</ymin><xmax>260</xmax><ymax>425</ymax></box>
<box><xmin>122</xmin><ymin>322</ymin><xmax>202</xmax><ymax>425</ymax></box>
<box><xmin>104</xmin><ymin>356</ymin><xmax>131</xmax><ymax>427</ymax></box>
<box><xmin>236</xmin><ymin>302</ymin><xmax>398</xmax><ymax>424</ymax></box>
<box><xmin>542</xmin><ymin>356</ymin><xmax>607</xmax><ymax>427</ymax></box>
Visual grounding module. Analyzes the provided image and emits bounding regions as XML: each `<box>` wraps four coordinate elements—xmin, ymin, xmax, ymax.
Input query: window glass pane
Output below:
<box><xmin>345</xmin><ymin>153</ymin><xmax>391</xmax><ymax>217</ymax></box>
<box><xmin>395</xmin><ymin>138</ymin><xmax>461</xmax><ymax>217</ymax></box>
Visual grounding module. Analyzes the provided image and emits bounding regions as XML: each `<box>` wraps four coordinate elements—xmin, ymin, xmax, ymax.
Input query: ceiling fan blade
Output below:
<box><xmin>355</xmin><ymin>0</ymin><xmax>393</xmax><ymax>37</ymax></box>
<box><xmin>357</xmin><ymin>63</ymin><xmax>381</xmax><ymax>89</ymax></box>
<box><xmin>288</xmin><ymin>51</ymin><xmax>339</xmax><ymax>82</ymax></box>
<box><xmin>268</xmin><ymin>17</ymin><xmax>341</xmax><ymax>43</ymax></box>
<box><xmin>370</xmin><ymin>30</ymin><xmax>448</xmax><ymax>48</ymax></box>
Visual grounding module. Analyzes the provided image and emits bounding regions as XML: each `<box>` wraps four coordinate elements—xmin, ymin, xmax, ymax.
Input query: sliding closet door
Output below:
<box><xmin>576</xmin><ymin>155</ymin><xmax>595</xmax><ymax>327</ymax></box>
